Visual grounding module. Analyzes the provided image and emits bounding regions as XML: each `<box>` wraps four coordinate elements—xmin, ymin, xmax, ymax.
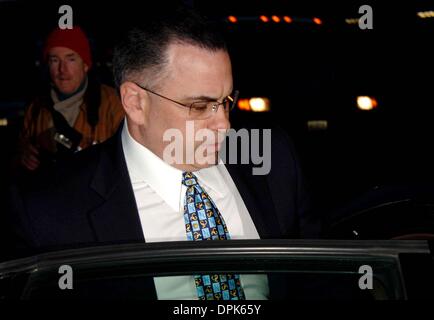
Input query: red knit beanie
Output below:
<box><xmin>43</xmin><ymin>26</ymin><xmax>92</xmax><ymax>69</ymax></box>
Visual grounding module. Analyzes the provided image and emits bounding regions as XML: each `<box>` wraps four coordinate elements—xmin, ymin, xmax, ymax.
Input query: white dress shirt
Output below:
<box><xmin>121</xmin><ymin>122</ymin><xmax>269</xmax><ymax>300</ymax></box>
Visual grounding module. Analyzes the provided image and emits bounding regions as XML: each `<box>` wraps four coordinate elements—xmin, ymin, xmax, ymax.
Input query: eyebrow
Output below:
<box><xmin>185</xmin><ymin>95</ymin><xmax>219</xmax><ymax>102</ymax></box>
<box><xmin>183</xmin><ymin>88</ymin><xmax>235</xmax><ymax>102</ymax></box>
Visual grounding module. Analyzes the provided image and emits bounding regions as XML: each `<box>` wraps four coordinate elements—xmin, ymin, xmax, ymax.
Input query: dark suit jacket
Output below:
<box><xmin>10</xmin><ymin>122</ymin><xmax>319</xmax><ymax>247</ymax></box>
<box><xmin>7</xmin><ymin>122</ymin><xmax>321</xmax><ymax>299</ymax></box>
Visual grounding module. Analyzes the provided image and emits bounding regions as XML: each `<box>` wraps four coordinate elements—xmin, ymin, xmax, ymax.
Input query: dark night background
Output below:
<box><xmin>1</xmin><ymin>0</ymin><xmax>434</xmax><ymax>241</ymax></box>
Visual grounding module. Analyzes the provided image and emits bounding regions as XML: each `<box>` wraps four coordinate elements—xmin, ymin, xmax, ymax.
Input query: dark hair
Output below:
<box><xmin>112</xmin><ymin>6</ymin><xmax>227</xmax><ymax>91</ymax></box>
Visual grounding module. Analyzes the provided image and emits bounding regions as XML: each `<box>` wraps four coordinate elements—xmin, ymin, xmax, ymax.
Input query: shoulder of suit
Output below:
<box><xmin>23</xmin><ymin>142</ymin><xmax>104</xmax><ymax>197</ymax></box>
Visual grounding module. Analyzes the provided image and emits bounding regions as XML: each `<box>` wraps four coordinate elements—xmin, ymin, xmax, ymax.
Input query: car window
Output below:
<box><xmin>1</xmin><ymin>240</ymin><xmax>430</xmax><ymax>300</ymax></box>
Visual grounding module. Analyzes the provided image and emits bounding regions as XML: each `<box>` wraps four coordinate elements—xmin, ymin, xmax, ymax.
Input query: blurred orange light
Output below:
<box><xmin>238</xmin><ymin>99</ymin><xmax>251</xmax><ymax>111</ymax></box>
<box><xmin>228</xmin><ymin>16</ymin><xmax>237</xmax><ymax>23</ymax></box>
<box><xmin>313</xmin><ymin>17</ymin><xmax>322</xmax><ymax>25</ymax></box>
<box><xmin>271</xmin><ymin>15</ymin><xmax>281</xmax><ymax>23</ymax></box>
<box><xmin>283</xmin><ymin>16</ymin><xmax>293</xmax><ymax>23</ymax></box>
<box><xmin>237</xmin><ymin>98</ymin><xmax>271</xmax><ymax>112</ymax></box>
<box><xmin>260</xmin><ymin>15</ymin><xmax>269</xmax><ymax>23</ymax></box>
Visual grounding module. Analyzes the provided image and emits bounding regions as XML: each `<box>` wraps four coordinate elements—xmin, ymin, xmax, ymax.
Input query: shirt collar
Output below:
<box><xmin>121</xmin><ymin>121</ymin><xmax>183</xmax><ymax>211</ymax></box>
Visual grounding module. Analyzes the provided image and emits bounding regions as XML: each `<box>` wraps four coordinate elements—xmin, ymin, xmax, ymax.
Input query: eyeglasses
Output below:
<box><xmin>133</xmin><ymin>82</ymin><xmax>239</xmax><ymax>120</ymax></box>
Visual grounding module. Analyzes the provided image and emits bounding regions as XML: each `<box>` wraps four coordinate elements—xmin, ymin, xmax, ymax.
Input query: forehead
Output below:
<box><xmin>164</xmin><ymin>42</ymin><xmax>233</xmax><ymax>98</ymax></box>
<box><xmin>48</xmin><ymin>46</ymin><xmax>80</xmax><ymax>58</ymax></box>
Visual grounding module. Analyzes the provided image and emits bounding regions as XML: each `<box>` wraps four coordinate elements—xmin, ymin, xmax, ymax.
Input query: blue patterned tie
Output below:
<box><xmin>182</xmin><ymin>171</ymin><xmax>245</xmax><ymax>300</ymax></box>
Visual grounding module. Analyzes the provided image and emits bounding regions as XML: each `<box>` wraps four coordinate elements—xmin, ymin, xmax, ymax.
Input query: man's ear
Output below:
<box><xmin>120</xmin><ymin>81</ymin><xmax>149</xmax><ymax>126</ymax></box>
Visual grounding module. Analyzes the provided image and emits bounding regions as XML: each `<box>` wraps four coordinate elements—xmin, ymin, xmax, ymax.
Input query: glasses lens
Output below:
<box><xmin>189</xmin><ymin>101</ymin><xmax>211</xmax><ymax>119</ymax></box>
<box><xmin>189</xmin><ymin>91</ymin><xmax>239</xmax><ymax>119</ymax></box>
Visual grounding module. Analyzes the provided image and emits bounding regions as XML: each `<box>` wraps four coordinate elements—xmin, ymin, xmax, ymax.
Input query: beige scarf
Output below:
<box><xmin>49</xmin><ymin>78</ymin><xmax>88</xmax><ymax>128</ymax></box>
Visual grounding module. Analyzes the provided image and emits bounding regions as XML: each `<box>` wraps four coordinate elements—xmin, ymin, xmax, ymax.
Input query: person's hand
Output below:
<box><xmin>20</xmin><ymin>143</ymin><xmax>40</xmax><ymax>171</ymax></box>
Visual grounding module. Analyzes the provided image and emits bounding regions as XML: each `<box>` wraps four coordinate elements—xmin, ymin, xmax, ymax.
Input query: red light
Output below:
<box><xmin>228</xmin><ymin>16</ymin><xmax>237</xmax><ymax>23</ymax></box>
<box><xmin>283</xmin><ymin>16</ymin><xmax>293</xmax><ymax>23</ymax></box>
<box><xmin>271</xmin><ymin>15</ymin><xmax>281</xmax><ymax>23</ymax></box>
<box><xmin>313</xmin><ymin>17</ymin><xmax>322</xmax><ymax>25</ymax></box>
<box><xmin>238</xmin><ymin>99</ymin><xmax>251</xmax><ymax>111</ymax></box>
<box><xmin>260</xmin><ymin>15</ymin><xmax>269</xmax><ymax>23</ymax></box>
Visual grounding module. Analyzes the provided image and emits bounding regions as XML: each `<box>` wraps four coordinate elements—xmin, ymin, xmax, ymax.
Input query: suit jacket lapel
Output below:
<box><xmin>225</xmin><ymin>162</ymin><xmax>282</xmax><ymax>239</ymax></box>
<box><xmin>85</xmin><ymin>125</ymin><xmax>156</xmax><ymax>298</ymax></box>
<box><xmin>87</xmin><ymin>128</ymin><xmax>145</xmax><ymax>244</ymax></box>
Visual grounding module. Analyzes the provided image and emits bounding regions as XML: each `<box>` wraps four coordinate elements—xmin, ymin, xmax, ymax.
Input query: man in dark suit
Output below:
<box><xmin>8</xmin><ymin>6</ymin><xmax>320</xmax><ymax>299</ymax></box>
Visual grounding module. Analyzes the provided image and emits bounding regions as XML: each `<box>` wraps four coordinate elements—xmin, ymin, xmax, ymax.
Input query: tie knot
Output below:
<box><xmin>182</xmin><ymin>171</ymin><xmax>198</xmax><ymax>186</ymax></box>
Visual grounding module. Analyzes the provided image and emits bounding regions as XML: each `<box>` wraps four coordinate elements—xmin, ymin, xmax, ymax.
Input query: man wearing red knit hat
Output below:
<box><xmin>16</xmin><ymin>26</ymin><xmax>124</xmax><ymax>172</ymax></box>
<box><xmin>43</xmin><ymin>26</ymin><xmax>93</xmax><ymax>96</ymax></box>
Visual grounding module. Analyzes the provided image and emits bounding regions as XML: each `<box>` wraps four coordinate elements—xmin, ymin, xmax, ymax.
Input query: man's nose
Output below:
<box><xmin>208</xmin><ymin>105</ymin><xmax>230</xmax><ymax>132</ymax></box>
<box><xmin>59</xmin><ymin>60</ymin><xmax>67</xmax><ymax>73</ymax></box>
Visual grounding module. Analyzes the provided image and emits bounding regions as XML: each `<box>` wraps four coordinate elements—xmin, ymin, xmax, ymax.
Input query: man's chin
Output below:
<box><xmin>56</xmin><ymin>88</ymin><xmax>74</xmax><ymax>95</ymax></box>
<box><xmin>55</xmin><ymin>83</ymin><xmax>77</xmax><ymax>95</ymax></box>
